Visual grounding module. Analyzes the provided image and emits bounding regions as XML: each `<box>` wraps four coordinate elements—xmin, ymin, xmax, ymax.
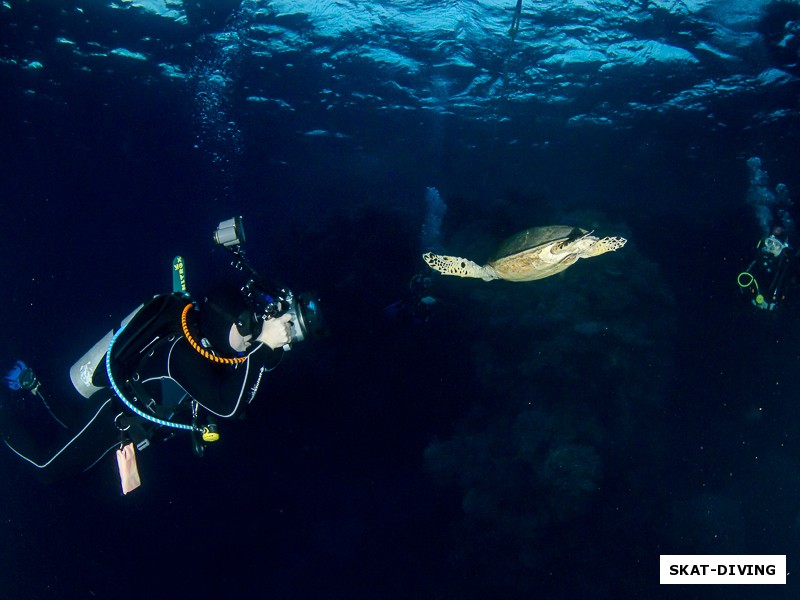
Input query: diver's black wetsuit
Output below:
<box><xmin>1</xmin><ymin>293</ymin><xmax>282</xmax><ymax>482</ymax></box>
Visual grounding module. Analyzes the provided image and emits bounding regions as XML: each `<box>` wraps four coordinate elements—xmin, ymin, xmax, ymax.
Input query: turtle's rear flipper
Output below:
<box><xmin>587</xmin><ymin>236</ymin><xmax>627</xmax><ymax>257</ymax></box>
<box><xmin>423</xmin><ymin>253</ymin><xmax>496</xmax><ymax>281</ymax></box>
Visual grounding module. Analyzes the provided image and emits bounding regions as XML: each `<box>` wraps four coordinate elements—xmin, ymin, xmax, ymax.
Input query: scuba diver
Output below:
<box><xmin>1</xmin><ymin>217</ymin><xmax>324</xmax><ymax>493</ymax></box>
<box><xmin>383</xmin><ymin>186</ymin><xmax>444</xmax><ymax>325</ymax></box>
<box><xmin>738</xmin><ymin>226</ymin><xmax>796</xmax><ymax>311</ymax></box>
<box><xmin>383</xmin><ymin>273</ymin><xmax>439</xmax><ymax>325</ymax></box>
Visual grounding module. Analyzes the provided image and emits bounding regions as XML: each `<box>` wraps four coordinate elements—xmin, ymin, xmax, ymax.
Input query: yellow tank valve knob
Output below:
<box><xmin>755</xmin><ymin>294</ymin><xmax>765</xmax><ymax>305</ymax></box>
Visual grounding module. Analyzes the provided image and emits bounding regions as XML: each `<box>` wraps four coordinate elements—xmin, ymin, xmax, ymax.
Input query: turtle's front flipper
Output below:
<box><xmin>586</xmin><ymin>236</ymin><xmax>627</xmax><ymax>257</ymax></box>
<box><xmin>423</xmin><ymin>253</ymin><xmax>497</xmax><ymax>281</ymax></box>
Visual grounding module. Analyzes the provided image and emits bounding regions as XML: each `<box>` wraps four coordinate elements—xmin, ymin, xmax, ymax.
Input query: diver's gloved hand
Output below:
<box><xmin>257</xmin><ymin>313</ymin><xmax>293</xmax><ymax>349</ymax></box>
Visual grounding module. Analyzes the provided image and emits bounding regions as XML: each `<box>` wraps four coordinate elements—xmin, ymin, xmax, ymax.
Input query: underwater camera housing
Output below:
<box><xmin>213</xmin><ymin>216</ymin><xmax>325</xmax><ymax>348</ymax></box>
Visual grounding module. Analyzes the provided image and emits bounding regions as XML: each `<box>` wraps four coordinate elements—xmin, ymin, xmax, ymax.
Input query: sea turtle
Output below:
<box><xmin>422</xmin><ymin>225</ymin><xmax>626</xmax><ymax>282</ymax></box>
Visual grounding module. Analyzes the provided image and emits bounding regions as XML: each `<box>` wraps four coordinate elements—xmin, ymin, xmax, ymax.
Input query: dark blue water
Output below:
<box><xmin>2</xmin><ymin>1</ymin><xmax>800</xmax><ymax>599</ymax></box>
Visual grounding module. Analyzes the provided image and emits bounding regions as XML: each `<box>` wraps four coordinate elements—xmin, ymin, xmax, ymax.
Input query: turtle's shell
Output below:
<box><xmin>488</xmin><ymin>225</ymin><xmax>588</xmax><ymax>281</ymax></box>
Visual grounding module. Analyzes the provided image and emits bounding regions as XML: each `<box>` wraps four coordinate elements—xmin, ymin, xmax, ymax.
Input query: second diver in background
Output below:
<box><xmin>738</xmin><ymin>157</ymin><xmax>796</xmax><ymax>311</ymax></box>
<box><xmin>738</xmin><ymin>226</ymin><xmax>796</xmax><ymax>311</ymax></box>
